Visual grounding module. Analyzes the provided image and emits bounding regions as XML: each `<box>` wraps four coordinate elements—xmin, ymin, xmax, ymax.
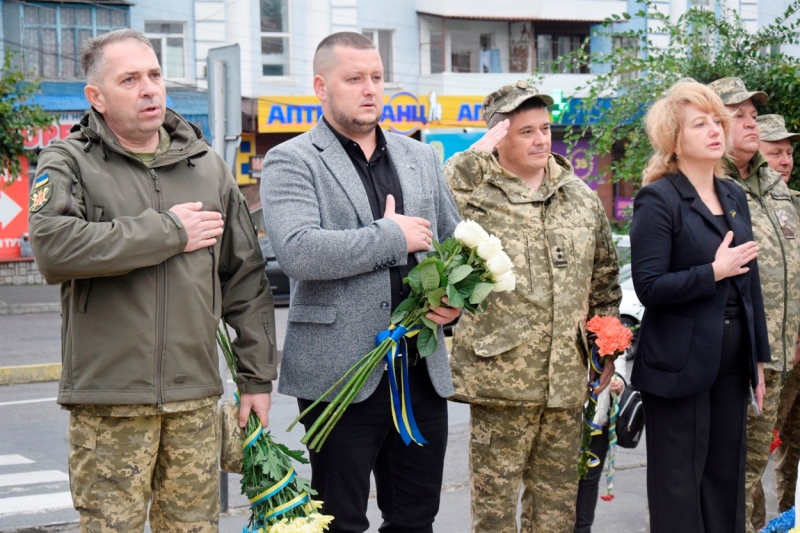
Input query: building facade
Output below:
<box><xmin>0</xmin><ymin>0</ymin><xmax>783</xmax><ymax>259</ymax></box>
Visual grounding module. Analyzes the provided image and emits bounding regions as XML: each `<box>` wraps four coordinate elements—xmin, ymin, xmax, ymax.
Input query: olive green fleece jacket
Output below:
<box><xmin>29</xmin><ymin>108</ymin><xmax>277</xmax><ymax>406</ymax></box>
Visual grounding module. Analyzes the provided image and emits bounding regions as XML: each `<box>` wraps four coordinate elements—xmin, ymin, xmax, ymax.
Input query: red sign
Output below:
<box><xmin>0</xmin><ymin>156</ymin><xmax>30</xmax><ymax>259</ymax></box>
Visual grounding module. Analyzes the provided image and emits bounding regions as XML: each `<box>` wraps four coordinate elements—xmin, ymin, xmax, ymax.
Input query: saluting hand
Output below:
<box><xmin>471</xmin><ymin>119</ymin><xmax>510</xmax><ymax>153</ymax></box>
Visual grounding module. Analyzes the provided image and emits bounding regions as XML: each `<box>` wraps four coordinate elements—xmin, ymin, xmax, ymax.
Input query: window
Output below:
<box><xmin>6</xmin><ymin>3</ymin><xmax>128</xmax><ymax>79</ymax></box>
<box><xmin>429</xmin><ymin>32</ymin><xmax>444</xmax><ymax>74</ymax></box>
<box><xmin>362</xmin><ymin>30</ymin><xmax>394</xmax><ymax>82</ymax></box>
<box><xmin>536</xmin><ymin>32</ymin><xmax>584</xmax><ymax>73</ymax></box>
<box><xmin>260</xmin><ymin>0</ymin><xmax>290</xmax><ymax>76</ymax></box>
<box><xmin>145</xmin><ymin>22</ymin><xmax>185</xmax><ymax>79</ymax></box>
<box><xmin>613</xmin><ymin>36</ymin><xmax>639</xmax><ymax>81</ymax></box>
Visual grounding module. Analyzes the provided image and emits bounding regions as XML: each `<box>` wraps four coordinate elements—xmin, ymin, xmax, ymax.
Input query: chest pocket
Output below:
<box><xmin>770</xmin><ymin>193</ymin><xmax>799</xmax><ymax>240</ymax></box>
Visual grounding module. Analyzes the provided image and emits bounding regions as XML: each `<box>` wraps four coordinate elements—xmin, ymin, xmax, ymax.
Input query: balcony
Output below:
<box><xmin>416</xmin><ymin>0</ymin><xmax>627</xmax><ymax>22</ymax></box>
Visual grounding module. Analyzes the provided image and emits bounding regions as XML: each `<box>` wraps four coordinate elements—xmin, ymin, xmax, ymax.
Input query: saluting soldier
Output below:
<box><xmin>444</xmin><ymin>80</ymin><xmax>621</xmax><ymax>533</ymax></box>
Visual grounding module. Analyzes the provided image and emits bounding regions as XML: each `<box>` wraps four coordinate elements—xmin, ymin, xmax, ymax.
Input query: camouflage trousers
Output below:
<box><xmin>774</xmin><ymin>362</ymin><xmax>800</xmax><ymax>513</ymax></box>
<box><xmin>469</xmin><ymin>403</ymin><xmax>582</xmax><ymax>533</ymax></box>
<box><xmin>67</xmin><ymin>404</ymin><xmax>220</xmax><ymax>533</ymax></box>
<box><xmin>745</xmin><ymin>368</ymin><xmax>782</xmax><ymax>533</ymax></box>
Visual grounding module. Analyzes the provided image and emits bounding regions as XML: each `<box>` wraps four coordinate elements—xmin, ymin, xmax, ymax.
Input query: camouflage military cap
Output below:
<box><xmin>757</xmin><ymin>114</ymin><xmax>800</xmax><ymax>143</ymax></box>
<box><xmin>707</xmin><ymin>77</ymin><xmax>769</xmax><ymax>106</ymax></box>
<box><xmin>483</xmin><ymin>80</ymin><xmax>554</xmax><ymax>123</ymax></box>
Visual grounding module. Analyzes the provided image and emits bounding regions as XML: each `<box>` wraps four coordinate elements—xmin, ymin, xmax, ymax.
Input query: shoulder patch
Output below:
<box><xmin>33</xmin><ymin>173</ymin><xmax>49</xmax><ymax>189</ymax></box>
<box><xmin>29</xmin><ymin>185</ymin><xmax>52</xmax><ymax>212</ymax></box>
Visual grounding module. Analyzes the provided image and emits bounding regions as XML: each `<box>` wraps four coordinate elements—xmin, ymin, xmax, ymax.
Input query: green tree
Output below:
<box><xmin>552</xmin><ymin>0</ymin><xmax>800</xmax><ymax>190</ymax></box>
<box><xmin>0</xmin><ymin>51</ymin><xmax>53</xmax><ymax>179</ymax></box>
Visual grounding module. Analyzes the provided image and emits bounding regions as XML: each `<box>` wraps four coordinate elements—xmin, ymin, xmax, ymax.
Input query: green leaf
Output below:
<box><xmin>421</xmin><ymin>316</ymin><xmax>438</xmax><ymax>330</ymax></box>
<box><xmin>417</xmin><ymin>326</ymin><xmax>438</xmax><ymax>357</ymax></box>
<box><xmin>405</xmin><ymin>269</ymin><xmax>422</xmax><ymax>294</ymax></box>
<box><xmin>419</xmin><ymin>262</ymin><xmax>441</xmax><ymax>291</ymax></box>
<box><xmin>427</xmin><ymin>287</ymin><xmax>446</xmax><ymax>308</ymax></box>
<box><xmin>446</xmin><ymin>283</ymin><xmax>466</xmax><ymax>308</ymax></box>
<box><xmin>390</xmin><ymin>297</ymin><xmax>417</xmax><ymax>324</ymax></box>
<box><xmin>469</xmin><ymin>282</ymin><xmax>495</xmax><ymax>304</ymax></box>
<box><xmin>448</xmin><ymin>264</ymin><xmax>473</xmax><ymax>284</ymax></box>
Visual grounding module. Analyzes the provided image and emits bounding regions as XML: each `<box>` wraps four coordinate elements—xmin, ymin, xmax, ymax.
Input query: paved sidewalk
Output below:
<box><xmin>0</xmin><ymin>284</ymin><xmax>60</xmax><ymax>315</ymax></box>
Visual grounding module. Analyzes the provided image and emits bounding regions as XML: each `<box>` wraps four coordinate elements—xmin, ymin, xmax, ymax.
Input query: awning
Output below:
<box><xmin>27</xmin><ymin>81</ymin><xmax>210</xmax><ymax>139</ymax></box>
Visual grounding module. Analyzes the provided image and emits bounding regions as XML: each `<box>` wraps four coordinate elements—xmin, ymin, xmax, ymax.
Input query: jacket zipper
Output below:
<box><xmin>743</xmin><ymin>178</ymin><xmax>789</xmax><ymax>374</ymax></box>
<box><xmin>150</xmin><ymin>168</ymin><xmax>167</xmax><ymax>409</ymax></box>
<box><xmin>210</xmin><ymin>246</ymin><xmax>216</xmax><ymax>311</ymax></box>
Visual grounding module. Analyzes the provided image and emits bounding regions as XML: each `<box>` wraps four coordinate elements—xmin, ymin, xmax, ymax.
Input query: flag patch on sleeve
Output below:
<box><xmin>33</xmin><ymin>173</ymin><xmax>49</xmax><ymax>189</ymax></box>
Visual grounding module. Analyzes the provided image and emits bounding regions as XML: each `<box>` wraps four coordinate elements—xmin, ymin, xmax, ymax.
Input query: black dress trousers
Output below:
<box><xmin>298</xmin><ymin>360</ymin><xmax>448</xmax><ymax>533</ymax></box>
<box><xmin>643</xmin><ymin>314</ymin><xmax>750</xmax><ymax>533</ymax></box>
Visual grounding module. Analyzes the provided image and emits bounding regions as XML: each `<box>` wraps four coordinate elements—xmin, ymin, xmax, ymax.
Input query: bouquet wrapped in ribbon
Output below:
<box><xmin>577</xmin><ymin>315</ymin><xmax>633</xmax><ymax>497</ymax></box>
<box><xmin>217</xmin><ymin>326</ymin><xmax>333</xmax><ymax>533</ymax></box>
<box><xmin>289</xmin><ymin>220</ymin><xmax>516</xmax><ymax>451</ymax></box>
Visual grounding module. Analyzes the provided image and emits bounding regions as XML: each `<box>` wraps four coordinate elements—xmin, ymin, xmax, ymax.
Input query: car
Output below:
<box><xmin>258</xmin><ymin>236</ymin><xmax>290</xmax><ymax>306</ymax></box>
<box><xmin>613</xmin><ymin>234</ymin><xmax>642</xmax><ymax>359</ymax></box>
<box><xmin>618</xmin><ymin>263</ymin><xmax>643</xmax><ymax>360</ymax></box>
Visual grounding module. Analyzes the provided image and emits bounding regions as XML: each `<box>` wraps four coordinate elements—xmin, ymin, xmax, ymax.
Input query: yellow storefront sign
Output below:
<box><xmin>258</xmin><ymin>92</ymin><xmax>487</xmax><ymax>134</ymax></box>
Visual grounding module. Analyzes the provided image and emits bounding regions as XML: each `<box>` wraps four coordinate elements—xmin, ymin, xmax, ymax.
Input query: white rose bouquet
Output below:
<box><xmin>289</xmin><ymin>219</ymin><xmax>515</xmax><ymax>451</ymax></box>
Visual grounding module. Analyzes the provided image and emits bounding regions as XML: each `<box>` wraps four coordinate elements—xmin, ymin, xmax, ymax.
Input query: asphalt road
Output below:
<box><xmin>0</xmin><ymin>308</ymin><xmax>783</xmax><ymax>532</ymax></box>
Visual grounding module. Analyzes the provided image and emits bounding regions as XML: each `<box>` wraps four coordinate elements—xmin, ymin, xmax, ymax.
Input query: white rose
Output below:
<box><xmin>492</xmin><ymin>271</ymin><xmax>516</xmax><ymax>292</ymax></box>
<box><xmin>454</xmin><ymin>219</ymin><xmax>488</xmax><ymax>248</ymax></box>
<box><xmin>486</xmin><ymin>252</ymin><xmax>513</xmax><ymax>277</ymax></box>
<box><xmin>477</xmin><ymin>235</ymin><xmax>503</xmax><ymax>261</ymax></box>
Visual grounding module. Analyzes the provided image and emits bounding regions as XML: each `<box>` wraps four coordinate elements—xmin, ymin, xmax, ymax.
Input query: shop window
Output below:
<box><xmin>261</xmin><ymin>0</ymin><xmax>290</xmax><ymax>77</ymax></box>
<box><xmin>362</xmin><ymin>29</ymin><xmax>394</xmax><ymax>82</ymax></box>
<box><xmin>145</xmin><ymin>22</ymin><xmax>185</xmax><ymax>80</ymax></box>
<box><xmin>4</xmin><ymin>2</ymin><xmax>128</xmax><ymax>79</ymax></box>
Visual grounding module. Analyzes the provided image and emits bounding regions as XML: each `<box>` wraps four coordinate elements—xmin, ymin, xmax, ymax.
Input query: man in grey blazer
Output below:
<box><xmin>260</xmin><ymin>32</ymin><xmax>462</xmax><ymax>533</ymax></box>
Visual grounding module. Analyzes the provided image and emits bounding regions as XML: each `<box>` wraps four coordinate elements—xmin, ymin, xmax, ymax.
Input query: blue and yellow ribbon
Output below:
<box><xmin>263</xmin><ymin>492</ymin><xmax>310</xmax><ymax>521</ymax></box>
<box><xmin>605</xmin><ymin>388</ymin><xmax>620</xmax><ymax>499</ymax></box>
<box><xmin>580</xmin><ymin>345</ymin><xmax>606</xmax><ymax>469</ymax></box>
<box><xmin>376</xmin><ymin>324</ymin><xmax>427</xmax><ymax>446</ymax></box>
<box><xmin>248</xmin><ymin>466</ymin><xmax>297</xmax><ymax>507</ymax></box>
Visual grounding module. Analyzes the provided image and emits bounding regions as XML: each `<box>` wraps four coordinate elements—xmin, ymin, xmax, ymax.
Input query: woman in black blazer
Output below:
<box><xmin>630</xmin><ymin>80</ymin><xmax>770</xmax><ymax>533</ymax></box>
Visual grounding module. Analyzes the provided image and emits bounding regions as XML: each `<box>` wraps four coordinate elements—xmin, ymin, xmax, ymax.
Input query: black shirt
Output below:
<box><xmin>323</xmin><ymin>117</ymin><xmax>418</xmax><ymax>315</ymax></box>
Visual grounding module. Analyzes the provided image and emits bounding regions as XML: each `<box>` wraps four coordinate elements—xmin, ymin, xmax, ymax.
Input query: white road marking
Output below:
<box><xmin>0</xmin><ymin>470</ymin><xmax>69</xmax><ymax>488</ymax></box>
<box><xmin>0</xmin><ymin>397</ymin><xmax>57</xmax><ymax>407</ymax></box>
<box><xmin>0</xmin><ymin>491</ymin><xmax>73</xmax><ymax>515</ymax></box>
<box><xmin>0</xmin><ymin>455</ymin><xmax>34</xmax><ymax>466</ymax></box>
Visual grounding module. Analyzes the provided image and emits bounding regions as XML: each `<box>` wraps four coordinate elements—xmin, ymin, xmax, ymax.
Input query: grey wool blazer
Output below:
<box><xmin>260</xmin><ymin>119</ymin><xmax>461</xmax><ymax>402</ymax></box>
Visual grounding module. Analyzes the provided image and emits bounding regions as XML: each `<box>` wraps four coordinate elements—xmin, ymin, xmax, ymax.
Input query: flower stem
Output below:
<box><xmin>288</xmin><ymin>345</ymin><xmax>385</xmax><ymax>432</ymax></box>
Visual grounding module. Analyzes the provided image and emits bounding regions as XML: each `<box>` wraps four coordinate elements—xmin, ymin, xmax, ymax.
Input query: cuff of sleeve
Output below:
<box><xmin>161</xmin><ymin>211</ymin><xmax>189</xmax><ymax>249</ymax></box>
<box><xmin>237</xmin><ymin>381</ymin><xmax>273</xmax><ymax>394</ymax></box>
<box><xmin>374</xmin><ymin>218</ymin><xmax>410</xmax><ymax>265</ymax></box>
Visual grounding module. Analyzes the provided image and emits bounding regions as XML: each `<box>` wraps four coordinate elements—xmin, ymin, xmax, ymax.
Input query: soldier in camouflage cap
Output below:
<box><xmin>444</xmin><ymin>81</ymin><xmax>621</xmax><ymax>533</ymax></box>
<box><xmin>758</xmin><ymin>114</ymin><xmax>800</xmax><ymax>183</ymax></box>
<box><xmin>483</xmin><ymin>80</ymin><xmax>554</xmax><ymax>123</ymax></box>
<box><xmin>708</xmin><ymin>78</ymin><xmax>800</xmax><ymax>533</ymax></box>
<box><xmin>707</xmin><ymin>77</ymin><xmax>769</xmax><ymax>106</ymax></box>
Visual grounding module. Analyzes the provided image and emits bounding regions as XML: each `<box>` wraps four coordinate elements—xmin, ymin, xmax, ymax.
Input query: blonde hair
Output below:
<box><xmin>642</xmin><ymin>79</ymin><xmax>731</xmax><ymax>184</ymax></box>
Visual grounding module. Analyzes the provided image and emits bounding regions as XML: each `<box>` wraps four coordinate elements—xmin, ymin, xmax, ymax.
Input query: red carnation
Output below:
<box><xmin>586</xmin><ymin>315</ymin><xmax>633</xmax><ymax>357</ymax></box>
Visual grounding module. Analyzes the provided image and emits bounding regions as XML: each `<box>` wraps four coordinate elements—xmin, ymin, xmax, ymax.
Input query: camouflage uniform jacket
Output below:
<box><xmin>725</xmin><ymin>153</ymin><xmax>800</xmax><ymax>373</ymax></box>
<box><xmin>444</xmin><ymin>148</ymin><xmax>621</xmax><ymax>408</ymax></box>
